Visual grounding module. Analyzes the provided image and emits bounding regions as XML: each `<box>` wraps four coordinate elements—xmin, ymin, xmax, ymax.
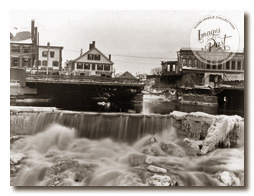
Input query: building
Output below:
<box><xmin>160</xmin><ymin>60</ymin><xmax>182</xmax><ymax>88</ymax></box>
<box><xmin>72</xmin><ymin>41</ymin><xmax>114</xmax><ymax>77</ymax></box>
<box><xmin>10</xmin><ymin>20</ymin><xmax>38</xmax><ymax>69</ymax></box>
<box><xmin>115</xmin><ymin>71</ymin><xmax>137</xmax><ymax>80</ymax></box>
<box><xmin>160</xmin><ymin>48</ymin><xmax>244</xmax><ymax>88</ymax></box>
<box><xmin>10</xmin><ymin>20</ymin><xmax>64</xmax><ymax>75</ymax></box>
<box><xmin>161</xmin><ymin>61</ymin><xmax>179</xmax><ymax>75</ymax></box>
<box><xmin>10</xmin><ymin>42</ymin><xmax>34</xmax><ymax>68</ymax></box>
<box><xmin>177</xmin><ymin>48</ymin><xmax>244</xmax><ymax>87</ymax></box>
<box><xmin>36</xmin><ymin>45</ymin><xmax>63</xmax><ymax>75</ymax></box>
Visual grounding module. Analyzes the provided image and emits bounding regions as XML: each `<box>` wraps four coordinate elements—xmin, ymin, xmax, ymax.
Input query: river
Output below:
<box><xmin>10</xmin><ymin>96</ymin><xmax>244</xmax><ymax>186</ymax></box>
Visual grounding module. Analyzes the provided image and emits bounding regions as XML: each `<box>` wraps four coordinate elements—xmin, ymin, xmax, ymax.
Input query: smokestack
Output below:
<box><xmin>37</xmin><ymin>32</ymin><xmax>39</xmax><ymax>46</ymax></box>
<box><xmin>34</xmin><ymin>27</ymin><xmax>37</xmax><ymax>46</ymax></box>
<box><xmin>109</xmin><ymin>54</ymin><xmax>111</xmax><ymax>61</ymax></box>
<box><xmin>34</xmin><ymin>27</ymin><xmax>38</xmax><ymax>69</ymax></box>
<box><xmin>31</xmin><ymin>20</ymin><xmax>35</xmax><ymax>42</ymax></box>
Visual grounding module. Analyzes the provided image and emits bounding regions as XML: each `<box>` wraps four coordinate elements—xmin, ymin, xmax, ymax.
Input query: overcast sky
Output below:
<box><xmin>9</xmin><ymin>10</ymin><xmax>244</xmax><ymax>75</ymax></box>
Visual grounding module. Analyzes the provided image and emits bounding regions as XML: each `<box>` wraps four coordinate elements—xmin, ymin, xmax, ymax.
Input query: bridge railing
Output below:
<box><xmin>26</xmin><ymin>74</ymin><xmax>145</xmax><ymax>86</ymax></box>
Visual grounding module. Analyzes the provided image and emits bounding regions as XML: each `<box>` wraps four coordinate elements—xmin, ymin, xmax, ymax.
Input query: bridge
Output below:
<box><xmin>26</xmin><ymin>74</ymin><xmax>144</xmax><ymax>87</ymax></box>
<box><xmin>25</xmin><ymin>74</ymin><xmax>145</xmax><ymax>107</ymax></box>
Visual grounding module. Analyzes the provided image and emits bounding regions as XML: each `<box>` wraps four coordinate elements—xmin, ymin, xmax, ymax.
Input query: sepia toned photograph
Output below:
<box><xmin>9</xmin><ymin>10</ymin><xmax>244</xmax><ymax>187</ymax></box>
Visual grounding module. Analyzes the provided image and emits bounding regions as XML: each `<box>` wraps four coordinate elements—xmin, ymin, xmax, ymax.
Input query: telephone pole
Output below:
<box><xmin>47</xmin><ymin>42</ymin><xmax>50</xmax><ymax>75</ymax></box>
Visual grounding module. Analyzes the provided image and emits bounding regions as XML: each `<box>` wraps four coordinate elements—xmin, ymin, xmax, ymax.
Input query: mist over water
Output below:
<box><xmin>10</xmin><ymin>109</ymin><xmax>244</xmax><ymax>186</ymax></box>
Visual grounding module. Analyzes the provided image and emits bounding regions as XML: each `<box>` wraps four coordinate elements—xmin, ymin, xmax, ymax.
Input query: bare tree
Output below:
<box><xmin>150</xmin><ymin>67</ymin><xmax>162</xmax><ymax>75</ymax></box>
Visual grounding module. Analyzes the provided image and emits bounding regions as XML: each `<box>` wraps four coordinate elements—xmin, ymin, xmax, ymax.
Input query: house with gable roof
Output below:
<box><xmin>115</xmin><ymin>71</ymin><xmax>137</xmax><ymax>80</ymax></box>
<box><xmin>72</xmin><ymin>41</ymin><xmax>114</xmax><ymax>77</ymax></box>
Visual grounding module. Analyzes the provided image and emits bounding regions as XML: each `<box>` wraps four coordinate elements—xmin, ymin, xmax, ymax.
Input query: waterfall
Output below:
<box><xmin>11</xmin><ymin>111</ymin><xmax>173</xmax><ymax>144</ymax></box>
<box><xmin>10</xmin><ymin>109</ymin><xmax>244</xmax><ymax>186</ymax></box>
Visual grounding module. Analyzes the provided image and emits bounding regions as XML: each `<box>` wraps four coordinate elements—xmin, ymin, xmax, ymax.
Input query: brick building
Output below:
<box><xmin>177</xmin><ymin>48</ymin><xmax>244</xmax><ymax>87</ymax></box>
<box><xmin>160</xmin><ymin>48</ymin><xmax>244</xmax><ymax>88</ymax></box>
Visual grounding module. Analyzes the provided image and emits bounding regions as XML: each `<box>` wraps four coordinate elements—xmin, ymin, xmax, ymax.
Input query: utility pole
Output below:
<box><xmin>47</xmin><ymin>42</ymin><xmax>50</xmax><ymax>75</ymax></box>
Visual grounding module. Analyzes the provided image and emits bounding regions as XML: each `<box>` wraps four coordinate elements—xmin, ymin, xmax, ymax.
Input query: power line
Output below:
<box><xmin>106</xmin><ymin>54</ymin><xmax>174</xmax><ymax>60</ymax></box>
<box><xmin>115</xmin><ymin>60</ymin><xmax>162</xmax><ymax>65</ymax></box>
<box><xmin>63</xmin><ymin>49</ymin><xmax>176</xmax><ymax>60</ymax></box>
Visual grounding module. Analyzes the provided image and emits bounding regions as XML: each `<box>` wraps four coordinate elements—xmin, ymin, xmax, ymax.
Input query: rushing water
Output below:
<box><xmin>10</xmin><ymin>106</ymin><xmax>244</xmax><ymax>186</ymax></box>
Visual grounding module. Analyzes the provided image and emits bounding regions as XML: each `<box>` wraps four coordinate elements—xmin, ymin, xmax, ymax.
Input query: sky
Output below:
<box><xmin>9</xmin><ymin>10</ymin><xmax>244</xmax><ymax>75</ymax></box>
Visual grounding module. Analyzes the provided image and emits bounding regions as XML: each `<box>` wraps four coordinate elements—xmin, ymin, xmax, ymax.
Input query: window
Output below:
<box><xmin>97</xmin><ymin>64</ymin><xmax>103</xmax><ymax>70</ymax></box>
<box><xmin>92</xmin><ymin>64</ymin><xmax>96</xmax><ymax>70</ymax></box>
<box><xmin>167</xmin><ymin>64</ymin><xmax>170</xmax><ymax>71</ymax></box>
<box><xmin>226</xmin><ymin>61</ymin><xmax>230</xmax><ymax>70</ymax></box>
<box><xmin>88</xmin><ymin>54</ymin><xmax>93</xmax><ymax>60</ymax></box>
<box><xmin>50</xmin><ymin>51</ymin><xmax>55</xmax><ymax>58</ymax></box>
<box><xmin>237</xmin><ymin>61</ymin><xmax>241</xmax><ymax>70</ymax></box>
<box><xmin>212</xmin><ymin>65</ymin><xmax>216</xmax><ymax>69</ymax></box>
<box><xmin>182</xmin><ymin>59</ymin><xmax>187</xmax><ymax>66</ymax></box>
<box><xmin>218</xmin><ymin>64</ymin><xmax>222</xmax><ymax>69</ymax></box>
<box><xmin>52</xmin><ymin>61</ymin><xmax>59</xmax><ymax>67</ymax></box>
<box><xmin>194</xmin><ymin>60</ymin><xmax>197</xmax><ymax>67</ymax></box>
<box><xmin>206</xmin><ymin>64</ymin><xmax>210</xmax><ymax>69</ymax></box>
<box><xmin>94</xmin><ymin>54</ymin><xmax>101</xmax><ymax>60</ymax></box>
<box><xmin>200</xmin><ymin>62</ymin><xmax>203</xmax><ymax>69</ymax></box>
<box><xmin>104</xmin><ymin>64</ymin><xmax>110</xmax><ymax>71</ymax></box>
<box><xmin>84</xmin><ymin>63</ymin><xmax>90</xmax><ymax>70</ymax></box>
<box><xmin>209</xmin><ymin>75</ymin><xmax>215</xmax><ymax>83</ymax></box>
<box><xmin>11</xmin><ymin>58</ymin><xmax>19</xmax><ymax>67</ymax></box>
<box><xmin>11</xmin><ymin>45</ymin><xmax>20</xmax><ymax>53</ymax></box>
<box><xmin>42</xmin><ymin>51</ymin><xmax>48</xmax><ymax>57</ymax></box>
<box><xmin>77</xmin><ymin>63</ymin><xmax>83</xmax><ymax>69</ymax></box>
<box><xmin>172</xmin><ymin>64</ymin><xmax>176</xmax><ymax>72</ymax></box>
<box><xmin>231</xmin><ymin>61</ymin><xmax>236</xmax><ymax>70</ymax></box>
<box><xmin>42</xmin><ymin>60</ymin><xmax>47</xmax><ymax>66</ymax></box>
<box><xmin>188</xmin><ymin>59</ymin><xmax>192</xmax><ymax>67</ymax></box>
<box><xmin>23</xmin><ymin>46</ymin><xmax>30</xmax><ymax>53</ymax></box>
<box><xmin>22</xmin><ymin>58</ymin><xmax>30</xmax><ymax>67</ymax></box>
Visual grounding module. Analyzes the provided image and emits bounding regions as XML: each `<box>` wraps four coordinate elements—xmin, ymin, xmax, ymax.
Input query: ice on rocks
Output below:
<box><xmin>10</xmin><ymin>152</ymin><xmax>26</xmax><ymax>164</ymax></box>
<box><xmin>147</xmin><ymin>165</ymin><xmax>167</xmax><ymax>174</ymax></box>
<box><xmin>201</xmin><ymin>116</ymin><xmax>243</xmax><ymax>155</ymax></box>
<box><xmin>148</xmin><ymin>174</ymin><xmax>177</xmax><ymax>186</ymax></box>
<box><xmin>216</xmin><ymin>171</ymin><xmax>237</xmax><ymax>186</ymax></box>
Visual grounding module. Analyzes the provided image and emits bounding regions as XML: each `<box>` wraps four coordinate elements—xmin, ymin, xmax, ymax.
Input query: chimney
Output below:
<box><xmin>89</xmin><ymin>43</ymin><xmax>93</xmax><ymax>50</ymax></box>
<box><xmin>34</xmin><ymin>27</ymin><xmax>38</xmax><ymax>46</ymax></box>
<box><xmin>80</xmin><ymin>49</ymin><xmax>83</xmax><ymax>56</ymax></box>
<box><xmin>34</xmin><ymin>27</ymin><xmax>38</xmax><ymax>69</ymax></box>
<box><xmin>31</xmin><ymin>20</ymin><xmax>35</xmax><ymax>42</ymax></box>
<box><xmin>92</xmin><ymin>41</ymin><xmax>95</xmax><ymax>48</ymax></box>
<box><xmin>37</xmin><ymin>32</ymin><xmax>39</xmax><ymax>46</ymax></box>
<box><xmin>109</xmin><ymin>54</ymin><xmax>111</xmax><ymax>61</ymax></box>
